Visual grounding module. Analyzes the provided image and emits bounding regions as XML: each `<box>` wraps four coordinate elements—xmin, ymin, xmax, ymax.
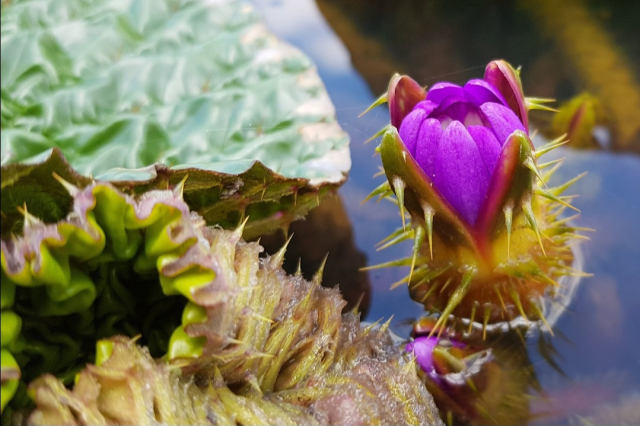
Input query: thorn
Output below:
<box><xmin>538</xmin><ymin>157</ymin><xmax>565</xmax><ymax>170</ymax></box>
<box><xmin>359</xmin><ymin>92</ymin><xmax>388</xmax><ymax>118</ymax></box>
<box><xmin>438</xmin><ymin>277</ymin><xmax>453</xmax><ymax>294</ymax></box>
<box><xmin>389</xmin><ymin>275</ymin><xmax>411</xmax><ymax>290</ymax></box>
<box><xmin>420</xmin><ymin>280</ymin><xmax>440</xmax><ymax>303</ymax></box>
<box><xmin>526</xmin><ymin>97</ymin><xmax>559</xmax><ymax>113</ymax></box>
<box><xmin>429</xmin><ymin>269</ymin><xmax>474</xmax><ymax>338</ymax></box>
<box><xmin>360</xmin><ymin>257</ymin><xmax>412</xmax><ymax>271</ymax></box>
<box><xmin>526</xmin><ymin>96</ymin><xmax>555</xmax><ymax>105</ymax></box>
<box><xmin>373</xmin><ymin>168</ymin><xmax>386</xmax><ymax>179</ymax></box>
<box><xmin>468</xmin><ymin>302</ymin><xmax>478</xmax><ymax>334</ymax></box>
<box><xmin>391</xmin><ymin>265</ymin><xmax>436</xmax><ymax>290</ymax></box>
<box><xmin>376</xmin><ymin>229</ymin><xmax>413</xmax><ymax>252</ymax></box>
<box><xmin>52</xmin><ymin>172</ymin><xmax>80</xmax><ymax>196</ymax></box>
<box><xmin>379</xmin><ymin>315</ymin><xmax>394</xmax><ymax>334</ymax></box>
<box><xmin>173</xmin><ymin>174</ymin><xmax>189</xmax><ymax>199</ymax></box>
<box><xmin>535</xmin><ymin>136</ymin><xmax>568</xmax><ymax>158</ymax></box>
<box><xmin>226</xmin><ymin>337</ymin><xmax>246</xmax><ymax>346</ymax></box>
<box><xmin>365</xmin><ymin>125</ymin><xmax>390</xmax><ymax>144</ymax></box>
<box><xmin>312</xmin><ymin>253</ymin><xmax>329</xmax><ymax>286</ymax></box>
<box><xmin>409</xmin><ymin>226</ymin><xmax>426</xmax><ymax>284</ymax></box>
<box><xmin>531</xmin><ymin>303</ymin><xmax>554</xmax><ymax>336</ymax></box>
<box><xmin>295</xmin><ymin>258</ymin><xmax>302</xmax><ymax>276</ymax></box>
<box><xmin>522</xmin><ymin>198</ymin><xmax>546</xmax><ymax>257</ymax></box>
<box><xmin>17</xmin><ymin>203</ymin><xmax>43</xmax><ymax>229</ymax></box>
<box><xmin>535</xmin><ymin>188</ymin><xmax>580</xmax><ymax>212</ymax></box>
<box><xmin>251</xmin><ymin>312</ymin><xmax>274</xmax><ymax>324</ymax></box>
<box><xmin>376</xmin><ymin>227</ymin><xmax>411</xmax><ymax>248</ymax></box>
<box><xmin>235</xmin><ymin>215</ymin><xmax>251</xmax><ymax>238</ymax></box>
<box><xmin>509</xmin><ymin>289</ymin><xmax>529</xmax><ymax>322</ymax></box>
<box><xmin>422</xmin><ymin>203</ymin><xmax>434</xmax><ymax>260</ymax></box>
<box><xmin>483</xmin><ymin>305</ymin><xmax>491</xmax><ymax>340</ymax></box>
<box><xmin>542</xmin><ymin>161</ymin><xmax>565</xmax><ymax>184</ymax></box>
<box><xmin>271</xmin><ymin>233</ymin><xmax>293</xmax><ymax>268</ymax></box>
<box><xmin>549</xmin><ymin>172</ymin><xmax>587</xmax><ymax>196</ymax></box>
<box><xmin>524</xmin><ymin>157</ymin><xmax>546</xmax><ymax>186</ymax></box>
<box><xmin>409</xmin><ymin>266</ymin><xmax>449</xmax><ymax>290</ymax></box>
<box><xmin>351</xmin><ymin>293</ymin><xmax>365</xmax><ymax>315</ymax></box>
<box><xmin>260</xmin><ymin>178</ymin><xmax>267</xmax><ymax>201</ymax></box>
<box><xmin>504</xmin><ymin>203</ymin><xmax>513</xmax><ymax>260</ymax></box>
<box><xmin>550</xmin><ymin>214</ymin><xmax>587</xmax><ymax>227</ymax></box>
<box><xmin>494</xmin><ymin>288</ymin><xmax>507</xmax><ymax>318</ymax></box>
<box><xmin>392</xmin><ymin>177</ymin><xmax>407</xmax><ymax>231</ymax></box>
<box><xmin>362</xmin><ymin>318</ymin><xmax>383</xmax><ymax>336</ymax></box>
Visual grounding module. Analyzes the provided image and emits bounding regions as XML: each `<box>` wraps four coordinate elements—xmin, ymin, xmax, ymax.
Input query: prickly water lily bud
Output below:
<box><xmin>364</xmin><ymin>60</ymin><xmax>589</xmax><ymax>334</ymax></box>
<box><xmin>406</xmin><ymin>316</ymin><xmax>538</xmax><ymax>425</ymax></box>
<box><xmin>550</xmin><ymin>92</ymin><xmax>609</xmax><ymax>149</ymax></box>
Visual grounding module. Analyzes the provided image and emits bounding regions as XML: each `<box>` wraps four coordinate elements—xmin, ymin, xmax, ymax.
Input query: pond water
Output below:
<box><xmin>251</xmin><ymin>0</ymin><xmax>640</xmax><ymax>424</ymax></box>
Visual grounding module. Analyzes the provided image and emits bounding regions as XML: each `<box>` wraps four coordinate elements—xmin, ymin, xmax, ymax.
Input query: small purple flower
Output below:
<box><xmin>406</xmin><ymin>335</ymin><xmax>466</xmax><ymax>378</ymax></box>
<box><xmin>406</xmin><ymin>336</ymin><xmax>439</xmax><ymax>374</ymax></box>
<box><xmin>395</xmin><ymin>74</ymin><xmax>526</xmax><ymax>226</ymax></box>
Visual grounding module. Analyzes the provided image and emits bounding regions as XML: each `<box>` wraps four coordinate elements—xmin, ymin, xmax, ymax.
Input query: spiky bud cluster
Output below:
<box><xmin>364</xmin><ymin>60</ymin><xmax>590</xmax><ymax>336</ymax></box>
<box><xmin>1</xmin><ymin>176</ymin><xmax>442</xmax><ymax>425</ymax></box>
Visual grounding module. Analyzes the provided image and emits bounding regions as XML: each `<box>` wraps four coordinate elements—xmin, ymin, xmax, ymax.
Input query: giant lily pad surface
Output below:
<box><xmin>1</xmin><ymin>0</ymin><xmax>350</xmax><ymax>238</ymax></box>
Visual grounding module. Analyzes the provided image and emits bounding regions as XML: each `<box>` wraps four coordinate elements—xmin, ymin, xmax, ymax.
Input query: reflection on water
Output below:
<box><xmin>251</xmin><ymin>0</ymin><xmax>640</xmax><ymax>424</ymax></box>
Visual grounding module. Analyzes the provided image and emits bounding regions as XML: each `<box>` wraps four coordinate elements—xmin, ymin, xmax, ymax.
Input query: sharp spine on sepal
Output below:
<box><xmin>391</xmin><ymin>176</ymin><xmax>407</xmax><ymax>231</ymax></box>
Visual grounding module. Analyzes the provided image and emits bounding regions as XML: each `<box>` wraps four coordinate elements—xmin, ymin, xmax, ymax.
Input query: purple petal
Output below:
<box><xmin>406</xmin><ymin>336</ymin><xmax>439</xmax><ymax>373</ymax></box>
<box><xmin>415</xmin><ymin>118</ymin><xmax>443</xmax><ymax>178</ymax></box>
<box><xmin>479</xmin><ymin>102</ymin><xmax>526</xmax><ymax>145</ymax></box>
<box><xmin>433</xmin><ymin>96</ymin><xmax>476</xmax><ymax>123</ymax></box>
<box><xmin>426</xmin><ymin>82</ymin><xmax>464</xmax><ymax>104</ymax></box>
<box><xmin>413</xmin><ymin>99</ymin><xmax>438</xmax><ymax>117</ymax></box>
<box><xmin>467</xmin><ymin>125</ymin><xmax>501</xmax><ymax>176</ymax></box>
<box><xmin>399</xmin><ymin>108</ymin><xmax>427</xmax><ymax>156</ymax></box>
<box><xmin>463</xmin><ymin>79</ymin><xmax>509</xmax><ymax>107</ymax></box>
<box><xmin>434</xmin><ymin>121</ymin><xmax>490</xmax><ymax>225</ymax></box>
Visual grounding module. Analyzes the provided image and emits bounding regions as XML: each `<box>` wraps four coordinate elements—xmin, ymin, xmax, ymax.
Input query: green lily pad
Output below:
<box><xmin>1</xmin><ymin>0</ymin><xmax>350</xmax><ymax>238</ymax></box>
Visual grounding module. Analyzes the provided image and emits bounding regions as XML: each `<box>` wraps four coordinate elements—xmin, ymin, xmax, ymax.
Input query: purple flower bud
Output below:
<box><xmin>391</xmin><ymin>71</ymin><xmax>528</xmax><ymax>226</ymax></box>
<box><xmin>406</xmin><ymin>336</ymin><xmax>439</xmax><ymax>374</ymax></box>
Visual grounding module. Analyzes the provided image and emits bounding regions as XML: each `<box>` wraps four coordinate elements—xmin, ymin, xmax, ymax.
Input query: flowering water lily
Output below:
<box><xmin>364</xmin><ymin>60</ymin><xmax>589</xmax><ymax>333</ymax></box>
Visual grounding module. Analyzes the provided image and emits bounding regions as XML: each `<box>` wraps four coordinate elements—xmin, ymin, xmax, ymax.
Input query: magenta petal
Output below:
<box><xmin>467</xmin><ymin>125</ymin><xmax>501</xmax><ymax>176</ymax></box>
<box><xmin>434</xmin><ymin>121</ymin><xmax>490</xmax><ymax>225</ymax></box>
<box><xmin>479</xmin><ymin>102</ymin><xmax>526</xmax><ymax>145</ymax></box>
<box><xmin>413</xmin><ymin>99</ymin><xmax>438</xmax><ymax>117</ymax></box>
<box><xmin>415</xmin><ymin>118</ymin><xmax>443</xmax><ymax>178</ymax></box>
<box><xmin>463</xmin><ymin>79</ymin><xmax>508</xmax><ymax>107</ymax></box>
<box><xmin>406</xmin><ymin>336</ymin><xmax>438</xmax><ymax>373</ymax></box>
<box><xmin>426</xmin><ymin>82</ymin><xmax>464</xmax><ymax>104</ymax></box>
<box><xmin>399</xmin><ymin>109</ymin><xmax>427</xmax><ymax>156</ymax></box>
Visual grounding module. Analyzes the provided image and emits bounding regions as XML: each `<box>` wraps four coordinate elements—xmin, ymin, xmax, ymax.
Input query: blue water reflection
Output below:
<box><xmin>251</xmin><ymin>0</ymin><xmax>640</xmax><ymax>423</ymax></box>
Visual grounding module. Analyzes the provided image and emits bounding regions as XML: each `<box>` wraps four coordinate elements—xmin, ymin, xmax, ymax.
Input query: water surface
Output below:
<box><xmin>251</xmin><ymin>1</ymin><xmax>640</xmax><ymax>424</ymax></box>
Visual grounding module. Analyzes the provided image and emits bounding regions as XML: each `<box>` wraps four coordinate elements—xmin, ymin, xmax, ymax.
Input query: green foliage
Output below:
<box><xmin>1</xmin><ymin>0</ymin><xmax>350</xmax><ymax>238</ymax></box>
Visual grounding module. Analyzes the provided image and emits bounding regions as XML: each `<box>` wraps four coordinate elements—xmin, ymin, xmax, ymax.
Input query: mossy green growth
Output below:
<box><xmin>1</xmin><ymin>0</ymin><xmax>350</xmax><ymax>239</ymax></box>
